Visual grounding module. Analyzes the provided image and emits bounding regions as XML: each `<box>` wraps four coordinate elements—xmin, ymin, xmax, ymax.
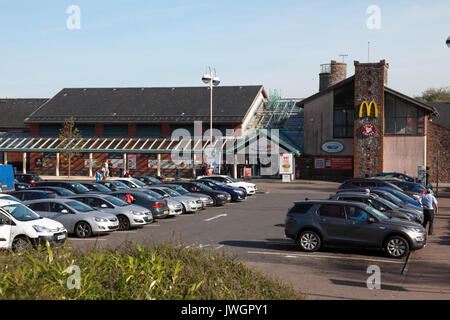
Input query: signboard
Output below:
<box><xmin>244</xmin><ymin>167</ymin><xmax>252</xmax><ymax>178</ymax></box>
<box><xmin>279</xmin><ymin>153</ymin><xmax>293</xmax><ymax>175</ymax></box>
<box><xmin>314</xmin><ymin>157</ymin><xmax>353</xmax><ymax>170</ymax></box>
<box><xmin>127</xmin><ymin>155</ymin><xmax>137</xmax><ymax>170</ymax></box>
<box><xmin>282</xmin><ymin>174</ymin><xmax>291</xmax><ymax>183</ymax></box>
<box><xmin>321</xmin><ymin>141</ymin><xmax>344</xmax><ymax>153</ymax></box>
<box><xmin>361</xmin><ymin>123</ymin><xmax>376</xmax><ymax>137</ymax></box>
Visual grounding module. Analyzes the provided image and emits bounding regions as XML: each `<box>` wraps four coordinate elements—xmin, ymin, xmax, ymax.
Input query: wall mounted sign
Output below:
<box><xmin>314</xmin><ymin>157</ymin><xmax>353</xmax><ymax>170</ymax></box>
<box><xmin>279</xmin><ymin>153</ymin><xmax>293</xmax><ymax>174</ymax></box>
<box><xmin>361</xmin><ymin>123</ymin><xmax>376</xmax><ymax>137</ymax></box>
<box><xmin>321</xmin><ymin>141</ymin><xmax>344</xmax><ymax>153</ymax></box>
<box><xmin>359</xmin><ymin>101</ymin><xmax>379</xmax><ymax>118</ymax></box>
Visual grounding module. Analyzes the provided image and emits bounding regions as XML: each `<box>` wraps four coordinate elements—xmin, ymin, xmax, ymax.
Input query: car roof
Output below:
<box><xmin>334</xmin><ymin>192</ymin><xmax>380</xmax><ymax>198</ymax></box>
<box><xmin>14</xmin><ymin>189</ymin><xmax>53</xmax><ymax>193</ymax></box>
<box><xmin>294</xmin><ymin>200</ymin><xmax>371</xmax><ymax>207</ymax></box>
<box><xmin>24</xmin><ymin>198</ymin><xmax>75</xmax><ymax>204</ymax></box>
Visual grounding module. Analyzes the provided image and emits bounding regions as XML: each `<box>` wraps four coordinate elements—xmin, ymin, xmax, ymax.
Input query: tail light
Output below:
<box><xmin>420</xmin><ymin>190</ymin><xmax>426</xmax><ymax>195</ymax></box>
<box><xmin>30</xmin><ymin>180</ymin><xmax>35</xmax><ymax>184</ymax></box>
<box><xmin>152</xmin><ymin>202</ymin><xmax>164</xmax><ymax>208</ymax></box>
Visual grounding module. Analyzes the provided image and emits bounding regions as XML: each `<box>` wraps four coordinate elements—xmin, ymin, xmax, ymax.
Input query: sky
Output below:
<box><xmin>0</xmin><ymin>0</ymin><xmax>449</xmax><ymax>99</ymax></box>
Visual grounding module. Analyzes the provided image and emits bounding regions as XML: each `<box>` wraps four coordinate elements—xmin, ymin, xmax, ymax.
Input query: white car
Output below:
<box><xmin>196</xmin><ymin>175</ymin><xmax>257</xmax><ymax>195</ymax></box>
<box><xmin>0</xmin><ymin>199</ymin><xmax>67</xmax><ymax>251</ymax></box>
<box><xmin>110</xmin><ymin>178</ymin><xmax>146</xmax><ymax>189</ymax></box>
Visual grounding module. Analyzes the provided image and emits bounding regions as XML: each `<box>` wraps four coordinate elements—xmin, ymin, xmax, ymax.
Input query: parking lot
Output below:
<box><xmin>64</xmin><ymin>179</ymin><xmax>450</xmax><ymax>300</ymax></box>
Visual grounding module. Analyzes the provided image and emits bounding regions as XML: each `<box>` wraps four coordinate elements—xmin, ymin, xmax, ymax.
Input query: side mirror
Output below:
<box><xmin>368</xmin><ymin>217</ymin><xmax>376</xmax><ymax>224</ymax></box>
<box><xmin>100</xmin><ymin>204</ymin><xmax>108</xmax><ymax>208</ymax></box>
<box><xmin>61</xmin><ymin>209</ymin><xmax>69</xmax><ymax>214</ymax></box>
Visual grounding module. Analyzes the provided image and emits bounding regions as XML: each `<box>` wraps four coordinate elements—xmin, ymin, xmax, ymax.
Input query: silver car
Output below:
<box><xmin>145</xmin><ymin>186</ymin><xmax>203</xmax><ymax>213</ymax></box>
<box><xmin>25</xmin><ymin>198</ymin><xmax>119</xmax><ymax>238</ymax></box>
<box><xmin>65</xmin><ymin>194</ymin><xmax>153</xmax><ymax>230</ymax></box>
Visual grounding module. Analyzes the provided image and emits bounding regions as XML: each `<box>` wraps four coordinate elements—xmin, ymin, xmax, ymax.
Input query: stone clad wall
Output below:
<box><xmin>353</xmin><ymin>60</ymin><xmax>389</xmax><ymax>178</ymax></box>
<box><xmin>427</xmin><ymin>121</ymin><xmax>450</xmax><ymax>183</ymax></box>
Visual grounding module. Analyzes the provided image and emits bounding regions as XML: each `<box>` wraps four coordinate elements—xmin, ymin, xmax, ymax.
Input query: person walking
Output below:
<box><xmin>418</xmin><ymin>188</ymin><xmax>438</xmax><ymax>235</ymax></box>
<box><xmin>103</xmin><ymin>160</ymin><xmax>109</xmax><ymax>178</ymax></box>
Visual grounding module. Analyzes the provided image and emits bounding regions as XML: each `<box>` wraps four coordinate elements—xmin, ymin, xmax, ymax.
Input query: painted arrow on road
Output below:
<box><xmin>203</xmin><ymin>214</ymin><xmax>228</xmax><ymax>222</ymax></box>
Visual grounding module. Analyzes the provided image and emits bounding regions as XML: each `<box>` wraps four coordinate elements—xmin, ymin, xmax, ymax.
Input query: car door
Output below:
<box><xmin>48</xmin><ymin>202</ymin><xmax>76</xmax><ymax>232</ymax></box>
<box><xmin>316</xmin><ymin>204</ymin><xmax>350</xmax><ymax>244</ymax></box>
<box><xmin>0</xmin><ymin>212</ymin><xmax>13</xmax><ymax>249</ymax></box>
<box><xmin>344</xmin><ymin>206</ymin><xmax>384</xmax><ymax>247</ymax></box>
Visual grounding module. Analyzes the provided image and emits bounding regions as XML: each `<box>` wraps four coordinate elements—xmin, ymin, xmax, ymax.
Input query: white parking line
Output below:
<box><xmin>203</xmin><ymin>214</ymin><xmax>228</xmax><ymax>222</ymax></box>
<box><xmin>247</xmin><ymin>250</ymin><xmax>405</xmax><ymax>264</ymax></box>
<box><xmin>69</xmin><ymin>238</ymin><xmax>107</xmax><ymax>241</ymax></box>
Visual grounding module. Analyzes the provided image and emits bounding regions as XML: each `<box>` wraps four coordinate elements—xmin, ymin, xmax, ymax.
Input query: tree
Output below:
<box><xmin>58</xmin><ymin>117</ymin><xmax>82</xmax><ymax>177</ymax></box>
<box><xmin>415</xmin><ymin>87</ymin><xmax>450</xmax><ymax>103</ymax></box>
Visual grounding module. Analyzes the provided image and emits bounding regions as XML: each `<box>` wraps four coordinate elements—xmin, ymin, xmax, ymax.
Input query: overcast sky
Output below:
<box><xmin>0</xmin><ymin>0</ymin><xmax>449</xmax><ymax>99</ymax></box>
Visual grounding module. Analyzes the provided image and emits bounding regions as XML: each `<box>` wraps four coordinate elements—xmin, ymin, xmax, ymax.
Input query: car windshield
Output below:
<box><xmin>226</xmin><ymin>177</ymin><xmax>238</xmax><ymax>183</ymax></box>
<box><xmin>89</xmin><ymin>184</ymin><xmax>111</xmax><ymax>192</ymax></box>
<box><xmin>1</xmin><ymin>204</ymin><xmax>40</xmax><ymax>222</ymax></box>
<box><xmin>142</xmin><ymin>189</ymin><xmax>164</xmax><ymax>200</ymax></box>
<box><xmin>172</xmin><ymin>185</ymin><xmax>189</xmax><ymax>194</ymax></box>
<box><xmin>54</xmin><ymin>188</ymin><xmax>76</xmax><ymax>196</ymax></box>
<box><xmin>384</xmin><ymin>181</ymin><xmax>404</xmax><ymax>192</ymax></box>
<box><xmin>130</xmin><ymin>178</ymin><xmax>146</xmax><ymax>187</ymax></box>
<box><xmin>112</xmin><ymin>181</ymin><xmax>129</xmax><ymax>189</ymax></box>
<box><xmin>195</xmin><ymin>183</ymin><xmax>213</xmax><ymax>191</ymax></box>
<box><xmin>388</xmin><ymin>189</ymin><xmax>415</xmax><ymax>202</ymax></box>
<box><xmin>376</xmin><ymin>196</ymin><xmax>400</xmax><ymax>210</ymax></box>
<box><xmin>66</xmin><ymin>201</ymin><xmax>94</xmax><ymax>212</ymax></box>
<box><xmin>364</xmin><ymin>205</ymin><xmax>390</xmax><ymax>222</ymax></box>
<box><xmin>104</xmin><ymin>196</ymin><xmax>129</xmax><ymax>207</ymax></box>
<box><xmin>162</xmin><ymin>188</ymin><xmax>181</xmax><ymax>197</ymax></box>
<box><xmin>147</xmin><ymin>177</ymin><xmax>161</xmax><ymax>184</ymax></box>
<box><xmin>1</xmin><ymin>195</ymin><xmax>21</xmax><ymax>202</ymax></box>
<box><xmin>71</xmin><ymin>183</ymin><xmax>90</xmax><ymax>193</ymax></box>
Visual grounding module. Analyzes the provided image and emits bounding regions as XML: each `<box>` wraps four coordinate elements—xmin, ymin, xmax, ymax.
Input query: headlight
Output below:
<box><xmin>95</xmin><ymin>217</ymin><xmax>108</xmax><ymax>222</ymax></box>
<box><xmin>131</xmin><ymin>211</ymin><xmax>144</xmax><ymax>216</ymax></box>
<box><xmin>189</xmin><ymin>200</ymin><xmax>196</xmax><ymax>205</ymax></box>
<box><xmin>217</xmin><ymin>194</ymin><xmax>225</xmax><ymax>198</ymax></box>
<box><xmin>408</xmin><ymin>227</ymin><xmax>423</xmax><ymax>233</ymax></box>
<box><xmin>33</xmin><ymin>225</ymin><xmax>52</xmax><ymax>233</ymax></box>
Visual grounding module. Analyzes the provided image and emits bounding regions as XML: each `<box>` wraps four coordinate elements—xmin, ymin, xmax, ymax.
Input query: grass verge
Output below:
<box><xmin>0</xmin><ymin>241</ymin><xmax>303</xmax><ymax>300</ymax></box>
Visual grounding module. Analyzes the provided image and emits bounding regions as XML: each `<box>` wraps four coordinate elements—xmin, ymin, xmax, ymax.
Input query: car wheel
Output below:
<box><xmin>75</xmin><ymin>221</ymin><xmax>92</xmax><ymax>238</ymax></box>
<box><xmin>12</xmin><ymin>236</ymin><xmax>32</xmax><ymax>252</ymax></box>
<box><xmin>385</xmin><ymin>236</ymin><xmax>409</xmax><ymax>259</ymax></box>
<box><xmin>297</xmin><ymin>230</ymin><xmax>321</xmax><ymax>252</ymax></box>
<box><xmin>118</xmin><ymin>215</ymin><xmax>131</xmax><ymax>231</ymax></box>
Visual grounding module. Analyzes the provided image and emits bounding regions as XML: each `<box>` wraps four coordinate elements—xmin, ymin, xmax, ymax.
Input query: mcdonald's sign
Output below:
<box><xmin>359</xmin><ymin>100</ymin><xmax>379</xmax><ymax>118</ymax></box>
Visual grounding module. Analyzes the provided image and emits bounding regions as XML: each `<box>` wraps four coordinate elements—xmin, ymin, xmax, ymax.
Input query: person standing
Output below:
<box><xmin>102</xmin><ymin>160</ymin><xmax>109</xmax><ymax>178</ymax></box>
<box><xmin>418</xmin><ymin>188</ymin><xmax>438</xmax><ymax>235</ymax></box>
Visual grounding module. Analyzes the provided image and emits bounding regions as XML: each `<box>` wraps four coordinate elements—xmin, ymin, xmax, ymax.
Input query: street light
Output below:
<box><xmin>447</xmin><ymin>36</ymin><xmax>450</xmax><ymax>48</ymax></box>
<box><xmin>202</xmin><ymin>66</ymin><xmax>220</xmax><ymax>174</ymax></box>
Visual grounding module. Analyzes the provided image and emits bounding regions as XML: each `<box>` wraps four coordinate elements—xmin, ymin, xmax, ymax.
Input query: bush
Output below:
<box><xmin>0</xmin><ymin>242</ymin><xmax>303</xmax><ymax>300</ymax></box>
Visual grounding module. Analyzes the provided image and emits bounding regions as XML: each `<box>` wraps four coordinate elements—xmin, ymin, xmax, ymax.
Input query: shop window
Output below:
<box><xmin>136</xmin><ymin>125</ymin><xmax>162</xmax><ymax>135</ymax></box>
<box><xmin>75</xmin><ymin>125</ymin><xmax>95</xmax><ymax>135</ymax></box>
<box><xmin>39</xmin><ymin>125</ymin><xmax>61</xmax><ymax>135</ymax></box>
<box><xmin>170</xmin><ymin>125</ymin><xmax>194</xmax><ymax>136</ymax></box>
<box><xmin>385</xmin><ymin>93</ymin><xmax>424</xmax><ymax>135</ymax></box>
<box><xmin>103</xmin><ymin>125</ymin><xmax>128</xmax><ymax>135</ymax></box>
<box><xmin>333</xmin><ymin>84</ymin><xmax>355</xmax><ymax>138</ymax></box>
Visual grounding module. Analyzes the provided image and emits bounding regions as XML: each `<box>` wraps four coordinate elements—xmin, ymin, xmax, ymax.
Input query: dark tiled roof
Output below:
<box><xmin>25</xmin><ymin>86</ymin><xmax>264</xmax><ymax>124</ymax></box>
<box><xmin>0</xmin><ymin>99</ymin><xmax>48</xmax><ymax>129</ymax></box>
<box><xmin>296</xmin><ymin>76</ymin><xmax>354</xmax><ymax>107</ymax></box>
<box><xmin>427</xmin><ymin>102</ymin><xmax>450</xmax><ymax>129</ymax></box>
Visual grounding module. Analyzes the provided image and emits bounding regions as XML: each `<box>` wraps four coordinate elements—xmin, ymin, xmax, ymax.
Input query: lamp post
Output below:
<box><xmin>202</xmin><ymin>66</ymin><xmax>220</xmax><ymax>174</ymax></box>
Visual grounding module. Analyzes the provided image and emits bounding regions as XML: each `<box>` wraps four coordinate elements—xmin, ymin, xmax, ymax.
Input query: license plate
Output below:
<box><xmin>57</xmin><ymin>235</ymin><xmax>66</xmax><ymax>240</ymax></box>
<box><xmin>163</xmin><ymin>210</ymin><xmax>169</xmax><ymax>214</ymax></box>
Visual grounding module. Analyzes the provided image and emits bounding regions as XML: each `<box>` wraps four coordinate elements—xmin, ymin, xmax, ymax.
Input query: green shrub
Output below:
<box><xmin>0</xmin><ymin>242</ymin><xmax>303</xmax><ymax>300</ymax></box>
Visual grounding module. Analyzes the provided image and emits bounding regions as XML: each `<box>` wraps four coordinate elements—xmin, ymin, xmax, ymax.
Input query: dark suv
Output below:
<box><xmin>284</xmin><ymin>200</ymin><xmax>427</xmax><ymax>258</ymax></box>
<box><xmin>15</xmin><ymin>174</ymin><xmax>43</xmax><ymax>185</ymax></box>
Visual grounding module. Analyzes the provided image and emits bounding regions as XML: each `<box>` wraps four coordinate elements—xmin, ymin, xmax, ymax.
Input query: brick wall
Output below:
<box><xmin>353</xmin><ymin>60</ymin><xmax>389</xmax><ymax>178</ymax></box>
<box><xmin>427</xmin><ymin>121</ymin><xmax>450</xmax><ymax>183</ymax></box>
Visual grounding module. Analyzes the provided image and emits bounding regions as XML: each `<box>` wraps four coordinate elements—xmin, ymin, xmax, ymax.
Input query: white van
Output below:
<box><xmin>0</xmin><ymin>199</ymin><xmax>67</xmax><ymax>251</ymax></box>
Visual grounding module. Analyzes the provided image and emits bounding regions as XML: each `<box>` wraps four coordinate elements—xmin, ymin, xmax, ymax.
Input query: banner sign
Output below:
<box><xmin>314</xmin><ymin>157</ymin><xmax>353</xmax><ymax>170</ymax></box>
<box><xmin>279</xmin><ymin>153</ymin><xmax>293</xmax><ymax>174</ymax></box>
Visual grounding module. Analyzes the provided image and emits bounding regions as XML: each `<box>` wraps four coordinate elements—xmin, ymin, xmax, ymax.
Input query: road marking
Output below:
<box><xmin>69</xmin><ymin>238</ymin><xmax>107</xmax><ymax>241</ymax></box>
<box><xmin>203</xmin><ymin>214</ymin><xmax>228</xmax><ymax>222</ymax></box>
<box><xmin>247</xmin><ymin>250</ymin><xmax>405</xmax><ymax>264</ymax></box>
<box><xmin>215</xmin><ymin>245</ymin><xmax>224</xmax><ymax>250</ymax></box>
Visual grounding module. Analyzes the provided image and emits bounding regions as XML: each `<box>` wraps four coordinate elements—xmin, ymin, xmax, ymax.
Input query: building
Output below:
<box><xmin>0</xmin><ymin>85</ymin><xmax>302</xmax><ymax>178</ymax></box>
<box><xmin>297</xmin><ymin>59</ymin><xmax>442</xmax><ymax>181</ymax></box>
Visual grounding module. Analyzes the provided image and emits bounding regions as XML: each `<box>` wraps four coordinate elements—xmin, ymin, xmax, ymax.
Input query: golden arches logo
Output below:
<box><xmin>359</xmin><ymin>100</ymin><xmax>379</xmax><ymax>118</ymax></box>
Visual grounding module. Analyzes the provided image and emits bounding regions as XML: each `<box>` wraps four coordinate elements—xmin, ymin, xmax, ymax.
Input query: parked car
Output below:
<box><xmin>25</xmin><ymin>198</ymin><xmax>119</xmax><ymax>238</ymax></box>
<box><xmin>329</xmin><ymin>192</ymin><xmax>423</xmax><ymax>223</ymax></box>
<box><xmin>66</xmin><ymin>194</ymin><xmax>153</xmax><ymax>230</ymax></box>
<box><xmin>384</xmin><ymin>180</ymin><xmax>427</xmax><ymax>196</ymax></box>
<box><xmin>195</xmin><ymin>179</ymin><xmax>247</xmax><ymax>202</ymax></box>
<box><xmin>336</xmin><ymin>188</ymin><xmax>423</xmax><ymax>214</ymax></box>
<box><xmin>196</xmin><ymin>175</ymin><xmax>257</xmax><ymax>195</ymax></box>
<box><xmin>0</xmin><ymin>194</ymin><xmax>24</xmax><ymax>203</ymax></box>
<box><xmin>170</xmin><ymin>181</ymin><xmax>230</xmax><ymax>206</ymax></box>
<box><xmin>29</xmin><ymin>186</ymin><xmax>76</xmax><ymax>197</ymax></box>
<box><xmin>14</xmin><ymin>173</ymin><xmax>43</xmax><ymax>185</ymax></box>
<box><xmin>372</xmin><ymin>187</ymin><xmax>423</xmax><ymax>209</ymax></box>
<box><xmin>136</xmin><ymin>189</ymin><xmax>183</xmax><ymax>216</ymax></box>
<box><xmin>0</xmin><ymin>199</ymin><xmax>67</xmax><ymax>251</ymax></box>
<box><xmin>79</xmin><ymin>181</ymin><xmax>115</xmax><ymax>193</ymax></box>
<box><xmin>284</xmin><ymin>200</ymin><xmax>427</xmax><ymax>258</ymax></box>
<box><xmin>34</xmin><ymin>181</ymin><xmax>91</xmax><ymax>194</ymax></box>
<box><xmin>145</xmin><ymin>186</ymin><xmax>203</xmax><ymax>213</ymax></box>
<box><xmin>14</xmin><ymin>179</ymin><xmax>31</xmax><ymax>190</ymax></box>
<box><xmin>109</xmin><ymin>190</ymin><xmax>171</xmax><ymax>219</ymax></box>
<box><xmin>110</xmin><ymin>178</ymin><xmax>146</xmax><ymax>189</ymax></box>
<box><xmin>133</xmin><ymin>176</ymin><xmax>162</xmax><ymax>186</ymax></box>
<box><xmin>376</xmin><ymin>172</ymin><xmax>415</xmax><ymax>182</ymax></box>
<box><xmin>10</xmin><ymin>190</ymin><xmax>58</xmax><ymax>201</ymax></box>
<box><xmin>158</xmin><ymin>183</ymin><xmax>213</xmax><ymax>207</ymax></box>
<box><xmin>338</xmin><ymin>178</ymin><xmax>404</xmax><ymax>192</ymax></box>
<box><xmin>95</xmin><ymin>180</ymin><xmax>130</xmax><ymax>191</ymax></box>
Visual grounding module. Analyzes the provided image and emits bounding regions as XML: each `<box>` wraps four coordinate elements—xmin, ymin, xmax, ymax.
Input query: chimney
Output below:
<box><xmin>319</xmin><ymin>60</ymin><xmax>347</xmax><ymax>91</ymax></box>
